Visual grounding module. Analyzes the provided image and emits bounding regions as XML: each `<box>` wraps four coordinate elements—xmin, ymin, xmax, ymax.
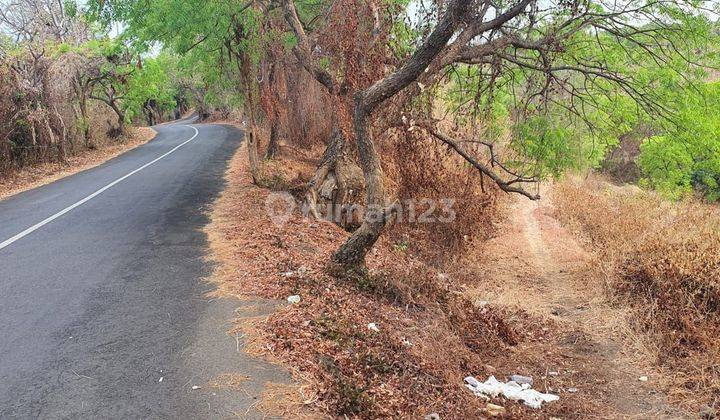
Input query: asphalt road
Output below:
<box><xmin>0</xmin><ymin>119</ymin><xmax>288</xmax><ymax>419</ymax></box>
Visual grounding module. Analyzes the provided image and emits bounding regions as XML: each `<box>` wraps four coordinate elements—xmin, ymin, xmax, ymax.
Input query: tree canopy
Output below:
<box><xmin>81</xmin><ymin>0</ymin><xmax>720</xmax><ymax>263</ymax></box>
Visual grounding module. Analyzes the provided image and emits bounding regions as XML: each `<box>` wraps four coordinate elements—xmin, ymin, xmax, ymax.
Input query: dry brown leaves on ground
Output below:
<box><xmin>0</xmin><ymin>126</ymin><xmax>156</xmax><ymax>200</ymax></box>
<box><xmin>553</xmin><ymin>176</ymin><xmax>720</xmax><ymax>413</ymax></box>
<box><xmin>206</xmin><ymin>141</ymin><xmax>623</xmax><ymax>418</ymax></box>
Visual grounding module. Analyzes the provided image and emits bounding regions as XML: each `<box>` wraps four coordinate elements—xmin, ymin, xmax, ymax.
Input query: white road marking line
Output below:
<box><xmin>0</xmin><ymin>125</ymin><xmax>200</xmax><ymax>251</ymax></box>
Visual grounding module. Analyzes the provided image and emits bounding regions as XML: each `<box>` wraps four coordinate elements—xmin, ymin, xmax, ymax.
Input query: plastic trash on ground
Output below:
<box><xmin>465</xmin><ymin>375</ymin><xmax>559</xmax><ymax>409</ymax></box>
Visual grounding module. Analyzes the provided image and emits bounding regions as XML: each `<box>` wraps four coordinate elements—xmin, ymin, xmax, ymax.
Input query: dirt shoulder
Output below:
<box><xmin>0</xmin><ymin>126</ymin><xmax>156</xmax><ymax>201</ymax></box>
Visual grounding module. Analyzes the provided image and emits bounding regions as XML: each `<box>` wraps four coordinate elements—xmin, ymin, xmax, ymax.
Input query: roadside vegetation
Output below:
<box><xmin>554</xmin><ymin>177</ymin><xmax>720</xmax><ymax>411</ymax></box>
<box><xmin>6</xmin><ymin>0</ymin><xmax>720</xmax><ymax>416</ymax></box>
<box><xmin>0</xmin><ymin>0</ymin><xmax>184</xmax><ymax>185</ymax></box>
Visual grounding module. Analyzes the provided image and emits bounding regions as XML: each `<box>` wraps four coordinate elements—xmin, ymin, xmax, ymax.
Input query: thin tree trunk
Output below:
<box><xmin>264</xmin><ymin>60</ymin><xmax>281</xmax><ymax>160</ymax></box>
<box><xmin>107</xmin><ymin>99</ymin><xmax>125</xmax><ymax>136</ymax></box>
<box><xmin>243</xmin><ymin>78</ymin><xmax>261</xmax><ymax>183</ymax></box>
<box><xmin>53</xmin><ymin>105</ymin><xmax>68</xmax><ymax>164</ymax></box>
<box><xmin>144</xmin><ymin>104</ymin><xmax>155</xmax><ymax>126</ymax></box>
<box><xmin>78</xmin><ymin>93</ymin><xmax>94</xmax><ymax>149</ymax></box>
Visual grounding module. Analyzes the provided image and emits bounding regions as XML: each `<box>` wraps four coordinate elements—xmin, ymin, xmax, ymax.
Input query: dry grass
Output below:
<box><xmin>381</xmin><ymin>128</ymin><xmax>502</xmax><ymax>265</ymax></box>
<box><xmin>210</xmin><ymin>373</ymin><xmax>251</xmax><ymax>391</ymax></box>
<box><xmin>204</xmin><ymin>137</ymin><xmax>625</xmax><ymax>418</ymax></box>
<box><xmin>251</xmin><ymin>382</ymin><xmax>325</xmax><ymax>419</ymax></box>
<box><xmin>553</xmin><ymin>175</ymin><xmax>720</xmax><ymax>411</ymax></box>
<box><xmin>0</xmin><ymin>126</ymin><xmax>156</xmax><ymax>200</ymax></box>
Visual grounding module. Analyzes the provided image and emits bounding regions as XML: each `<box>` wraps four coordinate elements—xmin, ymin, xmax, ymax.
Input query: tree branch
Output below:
<box><xmin>361</xmin><ymin>0</ymin><xmax>533</xmax><ymax>113</ymax></box>
<box><xmin>281</xmin><ymin>0</ymin><xmax>336</xmax><ymax>93</ymax></box>
<box><xmin>424</xmin><ymin>126</ymin><xmax>540</xmax><ymax>200</ymax></box>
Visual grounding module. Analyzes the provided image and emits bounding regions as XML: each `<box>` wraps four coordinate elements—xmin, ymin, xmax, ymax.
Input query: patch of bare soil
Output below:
<box><xmin>466</xmin><ymin>192</ymin><xmax>687</xmax><ymax>419</ymax></box>
<box><xmin>0</xmin><ymin>126</ymin><xmax>156</xmax><ymax>200</ymax></box>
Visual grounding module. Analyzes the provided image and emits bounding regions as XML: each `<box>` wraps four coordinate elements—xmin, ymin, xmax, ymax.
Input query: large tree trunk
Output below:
<box><xmin>331</xmin><ymin>0</ymin><xmax>470</xmax><ymax>267</ymax></box>
<box><xmin>332</xmin><ymin>98</ymin><xmax>386</xmax><ymax>265</ymax></box>
<box><xmin>264</xmin><ymin>119</ymin><xmax>280</xmax><ymax>159</ymax></box>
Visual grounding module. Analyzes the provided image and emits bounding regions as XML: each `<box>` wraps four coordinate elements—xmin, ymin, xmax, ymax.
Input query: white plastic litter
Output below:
<box><xmin>287</xmin><ymin>295</ymin><xmax>301</xmax><ymax>304</ymax></box>
<box><xmin>367</xmin><ymin>323</ymin><xmax>380</xmax><ymax>332</ymax></box>
<box><xmin>465</xmin><ymin>375</ymin><xmax>559</xmax><ymax>409</ymax></box>
<box><xmin>509</xmin><ymin>374</ymin><xmax>533</xmax><ymax>386</ymax></box>
<box><xmin>191</xmin><ymin>385</ymin><xmax>201</xmax><ymax>390</ymax></box>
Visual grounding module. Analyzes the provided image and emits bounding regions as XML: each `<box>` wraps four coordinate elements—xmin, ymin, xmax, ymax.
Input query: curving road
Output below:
<box><xmin>0</xmin><ymin>119</ymin><xmax>288</xmax><ymax>419</ymax></box>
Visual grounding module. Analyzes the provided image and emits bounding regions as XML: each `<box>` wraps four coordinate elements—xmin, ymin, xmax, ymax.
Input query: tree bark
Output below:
<box><xmin>77</xmin><ymin>91</ymin><xmax>94</xmax><ymax>149</ymax></box>
<box><xmin>304</xmin><ymin>126</ymin><xmax>344</xmax><ymax>218</ymax></box>
<box><xmin>52</xmin><ymin>105</ymin><xmax>68</xmax><ymax>164</ymax></box>
<box><xmin>246</xmin><ymin>125</ymin><xmax>260</xmax><ymax>183</ymax></box>
<box><xmin>105</xmin><ymin>98</ymin><xmax>125</xmax><ymax>136</ymax></box>
<box><xmin>242</xmin><ymin>70</ymin><xmax>261</xmax><ymax>183</ymax></box>
<box><xmin>333</xmin><ymin>0</ymin><xmax>473</xmax><ymax>267</ymax></box>
<box><xmin>265</xmin><ymin>118</ymin><xmax>280</xmax><ymax>159</ymax></box>
<box><xmin>91</xmin><ymin>93</ymin><xmax>126</xmax><ymax>137</ymax></box>
<box><xmin>332</xmin><ymin>98</ymin><xmax>386</xmax><ymax>265</ymax></box>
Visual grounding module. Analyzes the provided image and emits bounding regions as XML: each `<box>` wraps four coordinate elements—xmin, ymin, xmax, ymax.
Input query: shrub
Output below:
<box><xmin>553</xmin><ymin>178</ymin><xmax>720</xmax><ymax>408</ymax></box>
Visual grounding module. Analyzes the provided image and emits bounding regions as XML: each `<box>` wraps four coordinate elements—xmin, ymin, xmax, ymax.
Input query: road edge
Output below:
<box><xmin>0</xmin><ymin>126</ymin><xmax>157</xmax><ymax>202</ymax></box>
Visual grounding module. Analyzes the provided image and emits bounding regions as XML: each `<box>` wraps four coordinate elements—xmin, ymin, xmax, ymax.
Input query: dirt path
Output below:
<box><xmin>469</xmin><ymin>193</ymin><xmax>684</xmax><ymax>419</ymax></box>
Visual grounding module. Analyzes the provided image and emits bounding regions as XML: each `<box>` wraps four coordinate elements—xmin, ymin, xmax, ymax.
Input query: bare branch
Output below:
<box><xmin>424</xmin><ymin>126</ymin><xmax>540</xmax><ymax>200</ymax></box>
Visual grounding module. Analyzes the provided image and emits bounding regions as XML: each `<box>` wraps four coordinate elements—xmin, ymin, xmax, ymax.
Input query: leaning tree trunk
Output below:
<box><xmin>108</xmin><ymin>100</ymin><xmax>126</xmax><ymax>137</ymax></box>
<box><xmin>331</xmin><ymin>0</ymin><xmax>467</xmax><ymax>267</ymax></box>
<box><xmin>332</xmin><ymin>97</ymin><xmax>387</xmax><ymax>265</ymax></box>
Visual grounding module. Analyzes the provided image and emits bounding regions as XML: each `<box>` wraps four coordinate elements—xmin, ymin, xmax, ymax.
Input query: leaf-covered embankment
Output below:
<box><xmin>204</xmin><ymin>131</ymin><xmax>660</xmax><ymax>418</ymax></box>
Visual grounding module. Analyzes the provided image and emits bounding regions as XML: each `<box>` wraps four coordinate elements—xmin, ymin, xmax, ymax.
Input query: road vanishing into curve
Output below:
<box><xmin>0</xmin><ymin>119</ymin><xmax>288</xmax><ymax>418</ymax></box>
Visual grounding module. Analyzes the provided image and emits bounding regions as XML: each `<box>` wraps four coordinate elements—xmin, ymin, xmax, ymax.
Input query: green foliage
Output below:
<box><xmin>124</xmin><ymin>54</ymin><xmax>177</xmax><ymax>120</ymax></box>
<box><xmin>85</xmin><ymin>0</ymin><xmax>720</xmax><ymax>201</ymax></box>
<box><xmin>64</xmin><ymin>0</ymin><xmax>79</xmax><ymax>18</ymax></box>
<box><xmin>440</xmin><ymin>7</ymin><xmax>718</xmax><ymax>189</ymax></box>
<box><xmin>639</xmin><ymin>82</ymin><xmax>720</xmax><ymax>201</ymax></box>
<box><xmin>87</xmin><ymin>0</ymin><xmax>269</xmax><ymax>114</ymax></box>
<box><xmin>513</xmin><ymin>116</ymin><xmax>577</xmax><ymax>179</ymax></box>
